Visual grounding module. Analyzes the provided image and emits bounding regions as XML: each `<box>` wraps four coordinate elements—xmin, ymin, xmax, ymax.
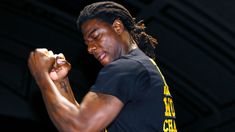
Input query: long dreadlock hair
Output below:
<box><xmin>76</xmin><ymin>1</ymin><xmax>158</xmax><ymax>59</ymax></box>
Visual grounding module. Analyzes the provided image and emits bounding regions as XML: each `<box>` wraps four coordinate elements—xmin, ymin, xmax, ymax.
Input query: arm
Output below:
<box><xmin>36</xmin><ymin>74</ymin><xmax>123</xmax><ymax>132</ymax></box>
<box><xmin>28</xmin><ymin>48</ymin><xmax>123</xmax><ymax>132</ymax></box>
<box><xmin>49</xmin><ymin>54</ymin><xmax>78</xmax><ymax>105</ymax></box>
<box><xmin>53</xmin><ymin>77</ymin><xmax>78</xmax><ymax>105</ymax></box>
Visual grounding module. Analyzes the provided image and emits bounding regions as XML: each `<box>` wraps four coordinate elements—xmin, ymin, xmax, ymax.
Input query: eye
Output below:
<box><xmin>92</xmin><ymin>32</ymin><xmax>101</xmax><ymax>40</ymax></box>
<box><xmin>85</xmin><ymin>29</ymin><xmax>102</xmax><ymax>45</ymax></box>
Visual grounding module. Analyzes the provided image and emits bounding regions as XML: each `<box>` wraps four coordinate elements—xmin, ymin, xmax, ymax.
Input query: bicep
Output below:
<box><xmin>77</xmin><ymin>91</ymin><xmax>124</xmax><ymax>131</ymax></box>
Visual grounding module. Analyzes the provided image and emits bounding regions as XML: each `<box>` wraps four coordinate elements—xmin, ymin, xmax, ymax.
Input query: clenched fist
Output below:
<box><xmin>28</xmin><ymin>48</ymin><xmax>71</xmax><ymax>83</ymax></box>
<box><xmin>50</xmin><ymin>53</ymin><xmax>71</xmax><ymax>81</ymax></box>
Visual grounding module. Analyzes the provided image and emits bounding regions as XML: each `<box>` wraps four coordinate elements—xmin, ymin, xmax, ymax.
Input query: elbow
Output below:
<box><xmin>56</xmin><ymin>118</ymin><xmax>103</xmax><ymax>132</ymax></box>
<box><xmin>48</xmin><ymin>107</ymin><xmax>102</xmax><ymax>132</ymax></box>
<box><xmin>49</xmin><ymin>111</ymin><xmax>83</xmax><ymax>132</ymax></box>
<box><xmin>57</xmin><ymin>121</ymin><xmax>99</xmax><ymax>132</ymax></box>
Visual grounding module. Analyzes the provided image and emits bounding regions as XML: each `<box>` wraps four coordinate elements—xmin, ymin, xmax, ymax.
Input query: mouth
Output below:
<box><xmin>96</xmin><ymin>52</ymin><xmax>106</xmax><ymax>62</ymax></box>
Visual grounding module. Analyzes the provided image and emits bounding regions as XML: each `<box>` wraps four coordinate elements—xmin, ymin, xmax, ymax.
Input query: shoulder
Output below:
<box><xmin>101</xmin><ymin>57</ymin><xmax>146</xmax><ymax>74</ymax></box>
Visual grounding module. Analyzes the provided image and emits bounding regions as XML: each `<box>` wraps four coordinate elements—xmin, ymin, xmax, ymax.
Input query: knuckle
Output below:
<box><xmin>35</xmin><ymin>48</ymin><xmax>48</xmax><ymax>53</ymax></box>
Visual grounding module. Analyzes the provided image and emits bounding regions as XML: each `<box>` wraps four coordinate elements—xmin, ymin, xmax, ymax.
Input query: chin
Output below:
<box><xmin>100</xmin><ymin>61</ymin><xmax>108</xmax><ymax>66</ymax></box>
<box><xmin>100</xmin><ymin>58</ymin><xmax>111</xmax><ymax>66</ymax></box>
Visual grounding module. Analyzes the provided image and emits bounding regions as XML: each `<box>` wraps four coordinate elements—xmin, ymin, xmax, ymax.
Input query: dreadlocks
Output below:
<box><xmin>76</xmin><ymin>1</ymin><xmax>158</xmax><ymax>59</ymax></box>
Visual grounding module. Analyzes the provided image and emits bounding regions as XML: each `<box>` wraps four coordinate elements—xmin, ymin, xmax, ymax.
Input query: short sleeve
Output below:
<box><xmin>90</xmin><ymin>58</ymin><xmax>147</xmax><ymax>104</ymax></box>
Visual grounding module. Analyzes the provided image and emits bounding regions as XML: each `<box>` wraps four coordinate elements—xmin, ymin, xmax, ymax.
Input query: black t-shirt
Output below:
<box><xmin>91</xmin><ymin>48</ymin><xmax>177</xmax><ymax>132</ymax></box>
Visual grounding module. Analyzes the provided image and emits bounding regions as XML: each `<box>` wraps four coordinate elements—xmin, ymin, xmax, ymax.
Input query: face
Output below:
<box><xmin>81</xmin><ymin>19</ymin><xmax>124</xmax><ymax>66</ymax></box>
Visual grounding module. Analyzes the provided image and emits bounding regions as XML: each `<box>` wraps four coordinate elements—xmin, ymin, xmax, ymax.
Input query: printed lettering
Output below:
<box><xmin>163</xmin><ymin>97</ymin><xmax>176</xmax><ymax>117</ymax></box>
<box><xmin>163</xmin><ymin>119</ymin><xmax>177</xmax><ymax>132</ymax></box>
<box><xmin>164</xmin><ymin>85</ymin><xmax>171</xmax><ymax>96</ymax></box>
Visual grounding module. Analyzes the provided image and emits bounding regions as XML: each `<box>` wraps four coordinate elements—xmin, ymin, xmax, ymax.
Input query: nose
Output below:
<box><xmin>87</xmin><ymin>44</ymin><xmax>97</xmax><ymax>54</ymax></box>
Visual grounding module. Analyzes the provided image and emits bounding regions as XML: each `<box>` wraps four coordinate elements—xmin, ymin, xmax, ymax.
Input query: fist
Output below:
<box><xmin>28</xmin><ymin>48</ymin><xmax>56</xmax><ymax>79</ymax></box>
<box><xmin>49</xmin><ymin>53</ymin><xmax>71</xmax><ymax>81</ymax></box>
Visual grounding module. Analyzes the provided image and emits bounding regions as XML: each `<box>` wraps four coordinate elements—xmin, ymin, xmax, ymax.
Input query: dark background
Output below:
<box><xmin>0</xmin><ymin>0</ymin><xmax>235</xmax><ymax>131</ymax></box>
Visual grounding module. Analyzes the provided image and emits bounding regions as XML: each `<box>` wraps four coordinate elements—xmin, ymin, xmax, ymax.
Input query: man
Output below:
<box><xmin>28</xmin><ymin>1</ymin><xmax>177</xmax><ymax>132</ymax></box>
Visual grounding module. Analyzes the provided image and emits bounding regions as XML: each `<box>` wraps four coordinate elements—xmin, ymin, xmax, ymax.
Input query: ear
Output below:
<box><xmin>112</xmin><ymin>19</ymin><xmax>125</xmax><ymax>35</ymax></box>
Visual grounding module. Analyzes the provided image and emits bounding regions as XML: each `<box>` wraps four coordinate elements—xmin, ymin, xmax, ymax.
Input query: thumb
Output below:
<box><xmin>54</xmin><ymin>58</ymin><xmax>71</xmax><ymax>71</ymax></box>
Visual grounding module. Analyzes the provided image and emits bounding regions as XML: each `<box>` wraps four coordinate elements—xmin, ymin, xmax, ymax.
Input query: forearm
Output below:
<box><xmin>53</xmin><ymin>77</ymin><xmax>79</xmax><ymax>106</ymax></box>
<box><xmin>36</xmin><ymin>73</ymin><xmax>123</xmax><ymax>132</ymax></box>
<box><xmin>28</xmin><ymin>49</ymin><xmax>85</xmax><ymax>131</ymax></box>
<box><xmin>36</xmin><ymin>74</ymin><xmax>81</xmax><ymax>131</ymax></box>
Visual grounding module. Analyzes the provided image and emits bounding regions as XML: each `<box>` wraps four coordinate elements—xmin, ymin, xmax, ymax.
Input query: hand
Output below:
<box><xmin>49</xmin><ymin>53</ymin><xmax>71</xmax><ymax>81</ymax></box>
<box><xmin>28</xmin><ymin>48</ymin><xmax>56</xmax><ymax>80</ymax></box>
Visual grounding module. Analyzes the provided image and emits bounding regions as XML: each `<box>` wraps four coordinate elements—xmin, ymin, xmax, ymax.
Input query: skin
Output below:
<box><xmin>82</xmin><ymin>19</ymin><xmax>136</xmax><ymax>65</ymax></box>
<box><xmin>28</xmin><ymin>18</ymin><xmax>137</xmax><ymax>132</ymax></box>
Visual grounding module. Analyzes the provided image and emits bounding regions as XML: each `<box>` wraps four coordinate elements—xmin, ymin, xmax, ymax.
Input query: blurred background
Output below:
<box><xmin>0</xmin><ymin>0</ymin><xmax>234</xmax><ymax>131</ymax></box>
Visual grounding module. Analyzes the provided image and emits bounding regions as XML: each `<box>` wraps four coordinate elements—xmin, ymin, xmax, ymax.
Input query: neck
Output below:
<box><xmin>127</xmin><ymin>40</ymin><xmax>137</xmax><ymax>53</ymax></box>
<box><xmin>122</xmin><ymin>31</ymin><xmax>138</xmax><ymax>54</ymax></box>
